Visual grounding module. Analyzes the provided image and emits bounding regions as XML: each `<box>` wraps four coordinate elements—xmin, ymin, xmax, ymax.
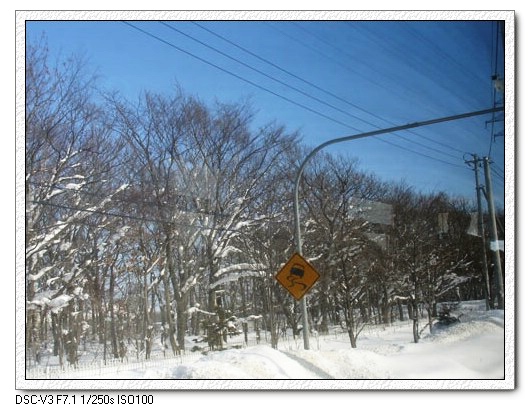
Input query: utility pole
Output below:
<box><xmin>483</xmin><ymin>157</ymin><xmax>504</xmax><ymax>309</ymax></box>
<box><xmin>466</xmin><ymin>154</ymin><xmax>491</xmax><ymax>310</ymax></box>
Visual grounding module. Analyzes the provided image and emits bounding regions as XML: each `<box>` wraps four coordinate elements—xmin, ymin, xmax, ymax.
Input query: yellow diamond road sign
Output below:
<box><xmin>275</xmin><ymin>253</ymin><xmax>320</xmax><ymax>300</ymax></box>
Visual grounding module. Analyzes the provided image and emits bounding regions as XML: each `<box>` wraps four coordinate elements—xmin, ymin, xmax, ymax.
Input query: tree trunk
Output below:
<box><xmin>163</xmin><ymin>231</ymin><xmax>180</xmax><ymax>356</ymax></box>
<box><xmin>109</xmin><ymin>265</ymin><xmax>119</xmax><ymax>359</ymax></box>
<box><xmin>176</xmin><ymin>299</ymin><xmax>188</xmax><ymax>352</ymax></box>
<box><xmin>51</xmin><ymin>312</ymin><xmax>64</xmax><ymax>367</ymax></box>
<box><xmin>348</xmin><ymin>327</ymin><xmax>357</xmax><ymax>348</ymax></box>
<box><xmin>398</xmin><ymin>302</ymin><xmax>404</xmax><ymax>321</ymax></box>
<box><xmin>381</xmin><ymin>287</ymin><xmax>391</xmax><ymax>325</ymax></box>
<box><xmin>162</xmin><ymin>272</ymin><xmax>179</xmax><ymax>355</ymax></box>
<box><xmin>143</xmin><ymin>273</ymin><xmax>152</xmax><ymax>359</ymax></box>
<box><xmin>412</xmin><ymin>302</ymin><xmax>420</xmax><ymax>343</ymax></box>
<box><xmin>319</xmin><ymin>273</ymin><xmax>331</xmax><ymax>334</ymax></box>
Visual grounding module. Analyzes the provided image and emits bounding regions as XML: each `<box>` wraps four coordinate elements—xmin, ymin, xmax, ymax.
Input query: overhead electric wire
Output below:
<box><xmin>192</xmin><ymin>21</ymin><xmax>464</xmax><ymax>159</ymax></box>
<box><xmin>30</xmin><ymin>199</ymin><xmax>273</xmax><ymax>235</ymax></box>
<box><xmin>338</xmin><ymin>22</ymin><xmax>496</xmax><ymax>149</ymax></box>
<box><xmin>135</xmin><ymin>20</ymin><xmax>461</xmax><ymax>167</ymax></box>
<box><xmin>491</xmin><ymin>163</ymin><xmax>505</xmax><ymax>179</ymax></box>
<box><xmin>264</xmin><ymin>21</ymin><xmax>390</xmax><ymax>97</ymax></box>
<box><xmin>159</xmin><ymin>22</ymin><xmax>368</xmax><ymax>129</ymax></box>
<box><xmin>28</xmin><ymin>180</ymin><xmax>230</xmax><ymax>218</ymax></box>
<box><xmin>331</xmin><ymin>22</ymin><xmax>483</xmax><ymax>112</ymax></box>
<box><xmin>346</xmin><ymin>22</ymin><xmax>485</xmax><ymax>111</ymax></box>
<box><xmin>162</xmin><ymin>21</ymin><xmax>461</xmax><ymax>162</ymax></box>
<box><xmin>354</xmin><ymin>22</ymin><xmax>487</xmax><ymax>110</ymax></box>
<box><xmin>403</xmin><ymin>23</ymin><xmax>490</xmax><ymax>90</ymax></box>
<box><xmin>122</xmin><ymin>21</ymin><xmax>356</xmax><ymax>133</ymax></box>
<box><xmin>490</xmin><ymin>168</ymin><xmax>505</xmax><ymax>183</ymax></box>
<box><xmin>122</xmin><ymin>21</ymin><xmax>466</xmax><ymax>169</ymax></box>
<box><xmin>31</xmin><ymin>199</ymin><xmax>156</xmax><ymax>224</ymax></box>
<box><xmin>270</xmin><ymin>21</ymin><xmax>472</xmax><ymax>156</ymax></box>
<box><xmin>338</xmin><ymin>21</ymin><xmax>505</xmax><ymax>172</ymax></box>
<box><xmin>269</xmin><ymin>20</ymin><xmax>467</xmax><ymax>152</ymax></box>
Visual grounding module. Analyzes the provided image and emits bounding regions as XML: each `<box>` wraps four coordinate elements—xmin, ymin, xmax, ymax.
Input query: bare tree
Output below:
<box><xmin>184</xmin><ymin>100</ymin><xmax>298</xmax><ymax>312</ymax></box>
<box><xmin>25</xmin><ymin>38</ymin><xmax>126</xmax><ymax>365</ymax></box>
<box><xmin>300</xmin><ymin>154</ymin><xmax>388</xmax><ymax>346</ymax></box>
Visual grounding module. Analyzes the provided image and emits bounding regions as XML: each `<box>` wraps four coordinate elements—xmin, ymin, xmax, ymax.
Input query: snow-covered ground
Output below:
<box><xmin>110</xmin><ymin>301</ymin><xmax>504</xmax><ymax>380</ymax></box>
<box><xmin>22</xmin><ymin>300</ymin><xmax>511</xmax><ymax>393</ymax></box>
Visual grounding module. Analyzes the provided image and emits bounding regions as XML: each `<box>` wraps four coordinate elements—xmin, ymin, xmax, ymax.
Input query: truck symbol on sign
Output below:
<box><xmin>287</xmin><ymin>263</ymin><xmax>307</xmax><ymax>290</ymax></box>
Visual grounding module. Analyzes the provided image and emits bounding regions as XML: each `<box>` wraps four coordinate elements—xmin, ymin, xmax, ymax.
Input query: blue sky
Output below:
<box><xmin>25</xmin><ymin>16</ymin><xmax>507</xmax><ymax>207</ymax></box>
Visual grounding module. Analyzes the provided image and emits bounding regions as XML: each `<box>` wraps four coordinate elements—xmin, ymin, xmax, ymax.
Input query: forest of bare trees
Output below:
<box><xmin>24</xmin><ymin>40</ymin><xmax>504</xmax><ymax>367</ymax></box>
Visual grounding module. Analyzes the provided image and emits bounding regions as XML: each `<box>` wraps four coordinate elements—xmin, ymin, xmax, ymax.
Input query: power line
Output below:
<box><xmin>336</xmin><ymin>22</ymin><xmax>494</xmax><ymax>152</ymax></box>
<box><xmin>31</xmin><ymin>199</ymin><xmax>155</xmax><ymax>223</ymax></box>
<box><xmin>490</xmin><ymin>167</ymin><xmax>505</xmax><ymax>183</ymax></box>
<box><xmin>123</xmin><ymin>21</ymin><xmax>465</xmax><ymax>168</ymax></box>
<box><xmin>277</xmin><ymin>21</ymin><xmax>456</xmax><ymax>131</ymax></box>
<box><xmin>403</xmin><ymin>23</ymin><xmax>490</xmax><ymax>90</ymax></box>
<box><xmin>266</xmin><ymin>22</ymin><xmax>505</xmax><ymax>168</ymax></box>
<box><xmin>30</xmin><ymin>199</ymin><xmax>260</xmax><ymax>234</ymax></box>
<box><xmin>160</xmin><ymin>22</ymin><xmax>373</xmax><ymax>130</ymax></box>
<box><xmin>264</xmin><ymin>21</ymin><xmax>390</xmax><ymax>97</ymax></box>
<box><xmin>122</xmin><ymin>21</ymin><xmax>356</xmax><ymax>133</ymax></box>
<box><xmin>347</xmin><ymin>22</ymin><xmax>486</xmax><ymax>111</ymax></box>
<box><xmin>192</xmin><ymin>21</ymin><xmax>465</xmax><ymax>159</ymax></box>
<box><xmin>163</xmin><ymin>21</ymin><xmax>461</xmax><ymax>162</ymax></box>
<box><xmin>269</xmin><ymin>21</ymin><xmax>477</xmax><ymax>158</ymax></box>
<box><xmin>491</xmin><ymin>162</ymin><xmax>505</xmax><ymax>176</ymax></box>
<box><xmin>310</xmin><ymin>22</ymin><xmax>478</xmax><ymax>115</ymax></box>
<box><xmin>27</xmin><ymin>181</ymin><xmax>230</xmax><ymax>218</ymax></box>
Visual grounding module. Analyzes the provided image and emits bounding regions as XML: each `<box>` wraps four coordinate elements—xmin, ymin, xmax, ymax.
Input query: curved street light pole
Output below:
<box><xmin>293</xmin><ymin>107</ymin><xmax>504</xmax><ymax>350</ymax></box>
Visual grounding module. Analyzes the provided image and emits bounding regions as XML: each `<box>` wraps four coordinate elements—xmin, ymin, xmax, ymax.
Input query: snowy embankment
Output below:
<box><xmin>36</xmin><ymin>300</ymin><xmax>504</xmax><ymax>380</ymax></box>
